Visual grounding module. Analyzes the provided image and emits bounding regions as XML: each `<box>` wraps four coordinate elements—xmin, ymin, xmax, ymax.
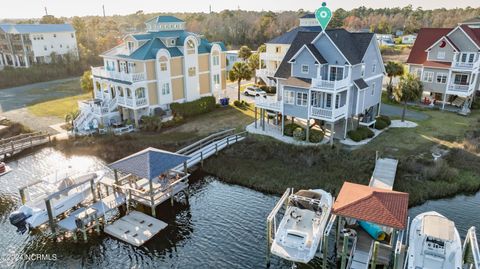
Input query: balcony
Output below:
<box><xmin>310</xmin><ymin>105</ymin><xmax>347</xmax><ymax>121</ymax></box>
<box><xmin>311</xmin><ymin>77</ymin><xmax>351</xmax><ymax>91</ymax></box>
<box><xmin>446</xmin><ymin>83</ymin><xmax>473</xmax><ymax>96</ymax></box>
<box><xmin>255</xmin><ymin>96</ymin><xmax>282</xmax><ymax>112</ymax></box>
<box><xmin>92</xmin><ymin>66</ymin><xmax>146</xmax><ymax>84</ymax></box>
<box><xmin>260</xmin><ymin>52</ymin><xmax>284</xmax><ymax>62</ymax></box>
<box><xmin>256</xmin><ymin>68</ymin><xmax>276</xmax><ymax>78</ymax></box>
<box><xmin>117</xmin><ymin>95</ymin><xmax>148</xmax><ymax>109</ymax></box>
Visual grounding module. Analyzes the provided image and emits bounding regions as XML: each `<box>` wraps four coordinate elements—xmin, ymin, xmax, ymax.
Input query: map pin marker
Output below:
<box><xmin>315</xmin><ymin>2</ymin><xmax>332</xmax><ymax>31</ymax></box>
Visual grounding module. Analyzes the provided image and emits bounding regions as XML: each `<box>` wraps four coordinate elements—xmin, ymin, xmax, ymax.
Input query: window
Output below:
<box><xmin>187</xmin><ymin>39</ymin><xmax>196</xmax><ymax>55</ymax></box>
<box><xmin>170</xmin><ymin>39</ymin><xmax>175</xmax><ymax>46</ymax></box>
<box><xmin>329</xmin><ymin>66</ymin><xmax>344</xmax><ymax>81</ymax></box>
<box><xmin>135</xmin><ymin>88</ymin><xmax>146</xmax><ymax>98</ymax></box>
<box><xmin>371</xmin><ymin>82</ymin><xmax>376</xmax><ymax>96</ymax></box>
<box><xmin>275</xmin><ymin>46</ymin><xmax>281</xmax><ymax>53</ymax></box>
<box><xmin>160</xmin><ymin>62</ymin><xmax>168</xmax><ymax>71</ymax></box>
<box><xmin>60</xmin><ymin>44</ymin><xmax>63</xmax><ymax>48</ymax></box>
<box><xmin>326</xmin><ymin>94</ymin><xmax>332</xmax><ymax>108</ymax></box>
<box><xmin>468</xmin><ymin>53</ymin><xmax>475</xmax><ymax>63</ymax></box>
<box><xmin>423</xmin><ymin>71</ymin><xmax>434</xmax><ymax>83</ymax></box>
<box><xmin>437</xmin><ymin>51</ymin><xmax>446</xmax><ymax>60</ymax></box>
<box><xmin>213</xmin><ymin>55</ymin><xmax>220</xmax><ymax>66</ymax></box>
<box><xmin>301</xmin><ymin>65</ymin><xmax>309</xmax><ymax>74</ymax></box>
<box><xmin>188</xmin><ymin>67</ymin><xmax>196</xmax><ymax>77</ymax></box>
<box><xmin>162</xmin><ymin>83</ymin><xmax>170</xmax><ymax>95</ymax></box>
<box><xmin>454</xmin><ymin>74</ymin><xmax>469</xmax><ymax>85</ymax></box>
<box><xmin>436</xmin><ymin>73</ymin><xmax>447</xmax><ymax>84</ymax></box>
<box><xmin>127</xmin><ymin>41</ymin><xmax>135</xmax><ymax>53</ymax></box>
<box><xmin>284</xmin><ymin>90</ymin><xmax>295</xmax><ymax>105</ymax></box>
<box><xmin>213</xmin><ymin>74</ymin><xmax>220</xmax><ymax>85</ymax></box>
<box><xmin>296</xmin><ymin>92</ymin><xmax>308</xmax><ymax>106</ymax></box>
<box><xmin>44</xmin><ymin>45</ymin><xmax>47</xmax><ymax>51</ymax></box>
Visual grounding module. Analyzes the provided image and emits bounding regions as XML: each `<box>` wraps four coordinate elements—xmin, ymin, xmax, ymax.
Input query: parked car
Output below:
<box><xmin>244</xmin><ymin>86</ymin><xmax>266</xmax><ymax>97</ymax></box>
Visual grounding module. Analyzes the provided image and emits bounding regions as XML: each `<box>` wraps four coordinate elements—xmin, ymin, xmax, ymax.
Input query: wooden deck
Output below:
<box><xmin>369</xmin><ymin>158</ymin><xmax>398</xmax><ymax>190</ymax></box>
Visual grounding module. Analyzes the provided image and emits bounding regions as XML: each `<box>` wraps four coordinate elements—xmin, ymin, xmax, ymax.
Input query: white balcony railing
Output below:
<box><xmin>255</xmin><ymin>96</ymin><xmax>282</xmax><ymax>112</ymax></box>
<box><xmin>452</xmin><ymin>61</ymin><xmax>475</xmax><ymax>69</ymax></box>
<box><xmin>117</xmin><ymin>96</ymin><xmax>148</xmax><ymax>108</ymax></box>
<box><xmin>311</xmin><ymin>77</ymin><xmax>350</xmax><ymax>91</ymax></box>
<box><xmin>260</xmin><ymin>52</ymin><xmax>284</xmax><ymax>62</ymax></box>
<box><xmin>310</xmin><ymin>105</ymin><xmax>347</xmax><ymax>120</ymax></box>
<box><xmin>447</xmin><ymin>84</ymin><xmax>471</xmax><ymax>93</ymax></box>
<box><xmin>256</xmin><ymin>68</ymin><xmax>276</xmax><ymax>77</ymax></box>
<box><xmin>92</xmin><ymin>66</ymin><xmax>146</xmax><ymax>83</ymax></box>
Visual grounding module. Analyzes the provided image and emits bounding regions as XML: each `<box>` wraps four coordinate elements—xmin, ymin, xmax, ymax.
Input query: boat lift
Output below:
<box><xmin>266</xmin><ymin>188</ymin><xmax>337</xmax><ymax>269</ymax></box>
<box><xmin>463</xmin><ymin>227</ymin><xmax>480</xmax><ymax>269</ymax></box>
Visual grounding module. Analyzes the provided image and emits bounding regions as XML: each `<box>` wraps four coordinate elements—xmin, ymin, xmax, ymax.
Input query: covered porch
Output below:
<box><xmin>333</xmin><ymin>182</ymin><xmax>409</xmax><ymax>269</ymax></box>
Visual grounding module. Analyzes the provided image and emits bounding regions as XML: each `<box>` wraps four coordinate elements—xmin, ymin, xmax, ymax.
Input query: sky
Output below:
<box><xmin>0</xmin><ymin>0</ymin><xmax>479</xmax><ymax>19</ymax></box>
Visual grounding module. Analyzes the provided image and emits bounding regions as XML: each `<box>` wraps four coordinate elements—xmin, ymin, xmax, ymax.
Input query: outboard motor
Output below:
<box><xmin>9</xmin><ymin>211</ymin><xmax>30</xmax><ymax>234</ymax></box>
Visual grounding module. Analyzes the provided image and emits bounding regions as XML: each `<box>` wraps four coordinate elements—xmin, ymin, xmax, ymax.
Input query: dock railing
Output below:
<box><xmin>0</xmin><ymin>132</ymin><xmax>50</xmax><ymax>157</ymax></box>
<box><xmin>176</xmin><ymin>128</ymin><xmax>236</xmax><ymax>155</ymax></box>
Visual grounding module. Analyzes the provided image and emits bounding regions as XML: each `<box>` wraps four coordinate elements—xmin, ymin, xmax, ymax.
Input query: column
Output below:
<box><xmin>442</xmin><ymin>94</ymin><xmax>447</xmax><ymax>110</ymax></box>
<box><xmin>306</xmin><ymin>117</ymin><xmax>310</xmax><ymax>142</ymax></box>
<box><xmin>281</xmin><ymin>114</ymin><xmax>285</xmax><ymax>136</ymax></box>
<box><xmin>330</xmin><ymin>122</ymin><xmax>334</xmax><ymax>146</ymax></box>
<box><xmin>254</xmin><ymin>107</ymin><xmax>258</xmax><ymax>128</ymax></box>
<box><xmin>133</xmin><ymin>109</ymin><xmax>139</xmax><ymax>127</ymax></box>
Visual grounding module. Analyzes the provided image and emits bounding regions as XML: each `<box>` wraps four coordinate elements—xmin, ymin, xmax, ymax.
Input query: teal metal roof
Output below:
<box><xmin>0</xmin><ymin>24</ymin><xmax>74</xmax><ymax>34</ymax></box>
<box><xmin>146</xmin><ymin>16</ymin><xmax>184</xmax><ymax>24</ymax></box>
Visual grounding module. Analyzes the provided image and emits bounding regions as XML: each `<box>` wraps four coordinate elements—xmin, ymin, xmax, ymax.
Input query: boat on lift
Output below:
<box><xmin>8</xmin><ymin>170</ymin><xmax>105</xmax><ymax>232</ymax></box>
<box><xmin>0</xmin><ymin>162</ymin><xmax>12</xmax><ymax>177</ymax></box>
<box><xmin>407</xmin><ymin>211</ymin><xmax>462</xmax><ymax>269</ymax></box>
<box><xmin>270</xmin><ymin>189</ymin><xmax>333</xmax><ymax>264</ymax></box>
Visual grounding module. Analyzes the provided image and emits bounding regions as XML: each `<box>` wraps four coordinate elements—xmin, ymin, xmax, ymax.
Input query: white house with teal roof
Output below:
<box><xmin>75</xmin><ymin>16</ymin><xmax>227</xmax><ymax>132</ymax></box>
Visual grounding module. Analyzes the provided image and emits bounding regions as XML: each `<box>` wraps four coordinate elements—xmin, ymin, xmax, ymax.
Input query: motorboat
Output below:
<box><xmin>0</xmin><ymin>162</ymin><xmax>12</xmax><ymax>176</ymax></box>
<box><xmin>270</xmin><ymin>189</ymin><xmax>333</xmax><ymax>264</ymax></box>
<box><xmin>9</xmin><ymin>170</ymin><xmax>105</xmax><ymax>232</ymax></box>
<box><xmin>407</xmin><ymin>211</ymin><xmax>462</xmax><ymax>269</ymax></box>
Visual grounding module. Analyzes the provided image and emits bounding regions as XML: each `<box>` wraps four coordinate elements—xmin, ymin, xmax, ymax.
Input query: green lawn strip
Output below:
<box><xmin>28</xmin><ymin>93</ymin><xmax>90</xmax><ymax>118</ymax></box>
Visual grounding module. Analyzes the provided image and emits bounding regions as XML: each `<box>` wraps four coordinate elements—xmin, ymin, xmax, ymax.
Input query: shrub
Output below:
<box><xmin>421</xmin><ymin>160</ymin><xmax>459</xmax><ymax>182</ymax></box>
<box><xmin>170</xmin><ymin>96</ymin><xmax>216</xmax><ymax>118</ymax></box>
<box><xmin>140</xmin><ymin>115</ymin><xmax>162</xmax><ymax>132</ymax></box>
<box><xmin>233</xmin><ymin>100</ymin><xmax>242</xmax><ymax>107</ymax></box>
<box><xmin>309</xmin><ymin>129</ymin><xmax>324</xmax><ymax>143</ymax></box>
<box><xmin>348</xmin><ymin>127</ymin><xmax>374</xmax><ymax>142</ymax></box>
<box><xmin>293</xmin><ymin>127</ymin><xmax>306</xmax><ymax>141</ymax></box>
<box><xmin>284</xmin><ymin>123</ymin><xmax>302</xmax><ymax>136</ymax></box>
<box><xmin>377</xmin><ymin>115</ymin><xmax>391</xmax><ymax>126</ymax></box>
<box><xmin>374</xmin><ymin>119</ymin><xmax>388</xmax><ymax>130</ymax></box>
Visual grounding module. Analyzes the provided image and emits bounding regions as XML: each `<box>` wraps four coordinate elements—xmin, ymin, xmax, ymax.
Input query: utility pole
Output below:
<box><xmin>102</xmin><ymin>5</ymin><xmax>106</xmax><ymax>17</ymax></box>
<box><xmin>209</xmin><ymin>5</ymin><xmax>212</xmax><ymax>13</ymax></box>
<box><xmin>44</xmin><ymin>7</ymin><xmax>48</xmax><ymax>16</ymax></box>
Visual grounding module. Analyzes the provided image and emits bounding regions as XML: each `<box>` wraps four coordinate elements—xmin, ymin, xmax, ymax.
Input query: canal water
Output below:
<box><xmin>0</xmin><ymin>148</ymin><xmax>479</xmax><ymax>268</ymax></box>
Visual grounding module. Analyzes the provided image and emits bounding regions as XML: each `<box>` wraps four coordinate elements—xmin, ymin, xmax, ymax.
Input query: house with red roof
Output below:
<box><xmin>406</xmin><ymin>22</ymin><xmax>480</xmax><ymax>111</ymax></box>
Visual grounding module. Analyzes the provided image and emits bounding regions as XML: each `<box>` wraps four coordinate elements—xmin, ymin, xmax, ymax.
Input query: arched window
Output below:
<box><xmin>186</xmin><ymin>39</ymin><xmax>196</xmax><ymax>55</ymax></box>
<box><xmin>212</xmin><ymin>50</ymin><xmax>220</xmax><ymax>66</ymax></box>
<box><xmin>135</xmin><ymin>87</ymin><xmax>146</xmax><ymax>99</ymax></box>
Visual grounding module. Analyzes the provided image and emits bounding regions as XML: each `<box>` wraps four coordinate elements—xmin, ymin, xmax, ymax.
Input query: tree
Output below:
<box><xmin>40</xmin><ymin>15</ymin><xmax>64</xmax><ymax>24</ymax></box>
<box><xmin>248</xmin><ymin>53</ymin><xmax>260</xmax><ymax>84</ymax></box>
<box><xmin>229</xmin><ymin>62</ymin><xmax>253</xmax><ymax>101</ymax></box>
<box><xmin>238</xmin><ymin>46</ymin><xmax>252</xmax><ymax>61</ymax></box>
<box><xmin>65</xmin><ymin>110</ymin><xmax>80</xmax><ymax>129</ymax></box>
<box><xmin>80</xmin><ymin>70</ymin><xmax>94</xmax><ymax>97</ymax></box>
<box><xmin>394</xmin><ymin>74</ymin><xmax>423</xmax><ymax>122</ymax></box>
<box><xmin>385</xmin><ymin>61</ymin><xmax>404</xmax><ymax>98</ymax></box>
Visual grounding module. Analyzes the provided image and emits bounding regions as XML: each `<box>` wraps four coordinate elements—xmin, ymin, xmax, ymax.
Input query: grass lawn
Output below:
<box><xmin>28</xmin><ymin>93</ymin><xmax>91</xmax><ymax>118</ymax></box>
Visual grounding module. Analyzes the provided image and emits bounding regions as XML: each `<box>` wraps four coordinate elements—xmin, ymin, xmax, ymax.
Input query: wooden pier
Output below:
<box><xmin>0</xmin><ymin>132</ymin><xmax>51</xmax><ymax>159</ymax></box>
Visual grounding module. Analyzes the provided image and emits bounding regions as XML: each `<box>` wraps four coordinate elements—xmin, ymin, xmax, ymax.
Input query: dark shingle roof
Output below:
<box><xmin>275</xmin><ymin>29</ymin><xmax>374</xmax><ymax>79</ymax></box>
<box><xmin>301</xmin><ymin>13</ymin><xmax>316</xmax><ymax>19</ymax></box>
<box><xmin>305</xmin><ymin>44</ymin><xmax>327</xmax><ymax>64</ymax></box>
<box><xmin>268</xmin><ymin>26</ymin><xmax>322</xmax><ymax>44</ymax></box>
<box><xmin>109</xmin><ymin>147</ymin><xmax>189</xmax><ymax>180</ymax></box>
<box><xmin>275</xmin><ymin>31</ymin><xmax>319</xmax><ymax>78</ymax></box>
<box><xmin>354</xmin><ymin>78</ymin><xmax>369</xmax><ymax>89</ymax></box>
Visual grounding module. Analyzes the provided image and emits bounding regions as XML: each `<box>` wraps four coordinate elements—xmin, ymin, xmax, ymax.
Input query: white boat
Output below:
<box><xmin>0</xmin><ymin>162</ymin><xmax>12</xmax><ymax>176</ymax></box>
<box><xmin>270</xmin><ymin>189</ymin><xmax>333</xmax><ymax>264</ymax></box>
<box><xmin>407</xmin><ymin>211</ymin><xmax>462</xmax><ymax>269</ymax></box>
<box><xmin>9</xmin><ymin>170</ymin><xmax>104</xmax><ymax>231</ymax></box>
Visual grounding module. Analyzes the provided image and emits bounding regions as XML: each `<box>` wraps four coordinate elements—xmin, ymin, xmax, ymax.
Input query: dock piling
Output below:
<box><xmin>45</xmin><ymin>199</ymin><xmax>56</xmax><ymax>236</ymax></box>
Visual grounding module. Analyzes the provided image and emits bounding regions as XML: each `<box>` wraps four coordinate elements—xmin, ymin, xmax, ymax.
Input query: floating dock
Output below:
<box><xmin>104</xmin><ymin>211</ymin><xmax>167</xmax><ymax>247</ymax></box>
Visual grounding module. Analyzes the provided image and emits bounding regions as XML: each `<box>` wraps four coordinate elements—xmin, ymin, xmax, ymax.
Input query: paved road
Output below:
<box><xmin>225</xmin><ymin>79</ymin><xmax>255</xmax><ymax>103</ymax></box>
<box><xmin>0</xmin><ymin>77</ymin><xmax>80</xmax><ymax>113</ymax></box>
<box><xmin>380</xmin><ymin>103</ymin><xmax>429</xmax><ymax>121</ymax></box>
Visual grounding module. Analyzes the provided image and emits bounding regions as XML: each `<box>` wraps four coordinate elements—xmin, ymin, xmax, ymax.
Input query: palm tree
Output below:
<box><xmin>65</xmin><ymin>110</ymin><xmax>80</xmax><ymax>128</ymax></box>
<box><xmin>394</xmin><ymin>74</ymin><xmax>423</xmax><ymax>122</ymax></box>
<box><xmin>385</xmin><ymin>61</ymin><xmax>404</xmax><ymax>99</ymax></box>
<box><xmin>248</xmin><ymin>53</ymin><xmax>260</xmax><ymax>84</ymax></box>
<box><xmin>237</xmin><ymin>45</ymin><xmax>252</xmax><ymax>61</ymax></box>
<box><xmin>229</xmin><ymin>62</ymin><xmax>253</xmax><ymax>101</ymax></box>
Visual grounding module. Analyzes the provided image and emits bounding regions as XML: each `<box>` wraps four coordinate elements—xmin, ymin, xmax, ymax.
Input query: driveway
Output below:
<box><xmin>225</xmin><ymin>79</ymin><xmax>255</xmax><ymax>103</ymax></box>
<box><xmin>380</xmin><ymin>103</ymin><xmax>429</xmax><ymax>121</ymax></box>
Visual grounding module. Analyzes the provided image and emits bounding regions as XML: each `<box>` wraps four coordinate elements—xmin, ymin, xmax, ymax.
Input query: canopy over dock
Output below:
<box><xmin>109</xmin><ymin>147</ymin><xmax>189</xmax><ymax>180</ymax></box>
<box><xmin>333</xmin><ymin>182</ymin><xmax>409</xmax><ymax>230</ymax></box>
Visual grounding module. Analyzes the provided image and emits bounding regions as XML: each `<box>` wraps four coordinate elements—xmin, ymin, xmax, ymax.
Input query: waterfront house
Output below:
<box><xmin>406</xmin><ymin>22</ymin><xmax>480</xmax><ymax>111</ymax></box>
<box><xmin>401</xmin><ymin>34</ymin><xmax>417</xmax><ymax>45</ymax></box>
<box><xmin>0</xmin><ymin>24</ymin><xmax>78</xmax><ymax>69</ymax></box>
<box><xmin>256</xmin><ymin>14</ymin><xmax>322</xmax><ymax>86</ymax></box>
<box><xmin>75</xmin><ymin>16</ymin><xmax>227</xmax><ymax>131</ymax></box>
<box><xmin>254</xmin><ymin>26</ymin><xmax>385</xmax><ymax>142</ymax></box>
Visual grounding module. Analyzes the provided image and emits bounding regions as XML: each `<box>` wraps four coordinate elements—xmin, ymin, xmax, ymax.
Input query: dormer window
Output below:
<box><xmin>187</xmin><ymin>39</ymin><xmax>196</xmax><ymax>55</ymax></box>
<box><xmin>170</xmin><ymin>39</ymin><xmax>175</xmax><ymax>46</ymax></box>
<box><xmin>127</xmin><ymin>41</ymin><xmax>135</xmax><ymax>53</ymax></box>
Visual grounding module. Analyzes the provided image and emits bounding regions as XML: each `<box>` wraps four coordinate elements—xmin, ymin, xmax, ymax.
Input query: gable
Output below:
<box><xmin>448</xmin><ymin>27</ymin><xmax>479</xmax><ymax>51</ymax></box>
<box><xmin>312</xmin><ymin>33</ymin><xmax>349</xmax><ymax>65</ymax></box>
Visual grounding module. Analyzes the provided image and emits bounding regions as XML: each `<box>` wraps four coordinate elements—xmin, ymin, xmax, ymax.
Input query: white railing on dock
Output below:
<box><xmin>0</xmin><ymin>132</ymin><xmax>50</xmax><ymax>157</ymax></box>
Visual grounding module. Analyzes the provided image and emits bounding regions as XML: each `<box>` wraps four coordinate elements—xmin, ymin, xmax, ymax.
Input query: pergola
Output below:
<box><xmin>108</xmin><ymin>147</ymin><xmax>190</xmax><ymax>216</ymax></box>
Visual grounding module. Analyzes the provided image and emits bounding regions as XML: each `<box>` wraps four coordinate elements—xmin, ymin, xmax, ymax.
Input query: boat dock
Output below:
<box><xmin>0</xmin><ymin>132</ymin><xmax>51</xmax><ymax>159</ymax></box>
